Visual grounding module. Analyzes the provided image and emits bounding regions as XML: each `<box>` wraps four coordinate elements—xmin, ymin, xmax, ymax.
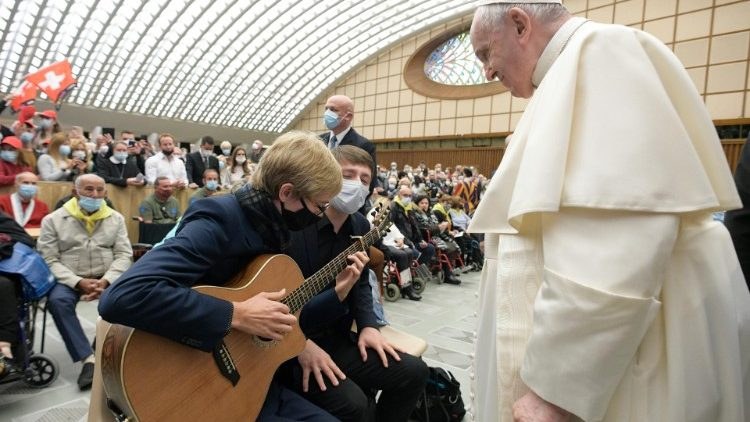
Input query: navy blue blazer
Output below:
<box><xmin>185</xmin><ymin>151</ymin><xmax>220</xmax><ymax>186</ymax></box>
<box><xmin>99</xmin><ymin>195</ymin><xmax>330</xmax><ymax>352</ymax></box>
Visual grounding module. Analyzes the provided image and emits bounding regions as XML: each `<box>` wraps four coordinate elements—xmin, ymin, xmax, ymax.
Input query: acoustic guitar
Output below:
<box><xmin>101</xmin><ymin>210</ymin><xmax>392</xmax><ymax>421</ymax></box>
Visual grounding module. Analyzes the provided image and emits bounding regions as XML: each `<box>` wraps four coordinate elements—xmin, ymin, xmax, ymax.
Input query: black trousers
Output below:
<box><xmin>0</xmin><ymin>275</ymin><xmax>19</xmax><ymax>346</ymax></box>
<box><xmin>280</xmin><ymin>333</ymin><xmax>428</xmax><ymax>422</ymax></box>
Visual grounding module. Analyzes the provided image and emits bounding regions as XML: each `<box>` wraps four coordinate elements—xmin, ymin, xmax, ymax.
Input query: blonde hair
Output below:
<box><xmin>48</xmin><ymin>132</ymin><xmax>70</xmax><ymax>162</ymax></box>
<box><xmin>251</xmin><ymin>130</ymin><xmax>342</xmax><ymax>199</ymax></box>
<box><xmin>69</xmin><ymin>137</ymin><xmax>91</xmax><ymax>162</ymax></box>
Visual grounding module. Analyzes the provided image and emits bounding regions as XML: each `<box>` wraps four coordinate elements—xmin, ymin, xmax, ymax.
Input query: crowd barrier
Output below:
<box><xmin>0</xmin><ymin>182</ymin><xmax>209</xmax><ymax>245</ymax></box>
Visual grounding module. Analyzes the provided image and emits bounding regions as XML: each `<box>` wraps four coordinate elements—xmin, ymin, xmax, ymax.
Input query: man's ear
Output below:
<box><xmin>71</xmin><ymin>187</ymin><xmax>79</xmax><ymax>198</ymax></box>
<box><xmin>509</xmin><ymin>7</ymin><xmax>531</xmax><ymax>38</ymax></box>
<box><xmin>278</xmin><ymin>182</ymin><xmax>295</xmax><ymax>202</ymax></box>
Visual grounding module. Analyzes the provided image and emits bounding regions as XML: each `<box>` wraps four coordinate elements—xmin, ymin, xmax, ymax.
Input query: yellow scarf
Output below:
<box><xmin>63</xmin><ymin>197</ymin><xmax>113</xmax><ymax>235</ymax></box>
<box><xmin>432</xmin><ymin>202</ymin><xmax>448</xmax><ymax>218</ymax></box>
<box><xmin>393</xmin><ymin>195</ymin><xmax>413</xmax><ymax>212</ymax></box>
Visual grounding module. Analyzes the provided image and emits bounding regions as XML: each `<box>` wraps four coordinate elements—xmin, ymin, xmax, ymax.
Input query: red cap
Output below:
<box><xmin>37</xmin><ymin>110</ymin><xmax>57</xmax><ymax>120</ymax></box>
<box><xmin>1</xmin><ymin>136</ymin><xmax>22</xmax><ymax>150</ymax></box>
<box><xmin>18</xmin><ymin>105</ymin><xmax>36</xmax><ymax>123</ymax></box>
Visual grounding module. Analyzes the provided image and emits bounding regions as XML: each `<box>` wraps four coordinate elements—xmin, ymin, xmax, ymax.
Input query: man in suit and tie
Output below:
<box><xmin>186</xmin><ymin>136</ymin><xmax>220</xmax><ymax>188</ymax></box>
<box><xmin>320</xmin><ymin>95</ymin><xmax>378</xmax><ymax>202</ymax></box>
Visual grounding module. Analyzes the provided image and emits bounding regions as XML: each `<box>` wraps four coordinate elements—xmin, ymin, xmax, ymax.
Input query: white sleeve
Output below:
<box><xmin>144</xmin><ymin>157</ymin><xmax>157</xmax><ymax>185</ymax></box>
<box><xmin>520</xmin><ymin>208</ymin><xmax>679</xmax><ymax>421</ymax></box>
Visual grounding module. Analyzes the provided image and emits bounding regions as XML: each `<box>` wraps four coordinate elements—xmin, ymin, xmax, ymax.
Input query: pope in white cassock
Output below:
<box><xmin>467</xmin><ymin>1</ymin><xmax>750</xmax><ymax>421</ymax></box>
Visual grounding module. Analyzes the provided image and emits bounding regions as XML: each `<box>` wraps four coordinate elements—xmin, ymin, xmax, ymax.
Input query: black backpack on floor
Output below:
<box><xmin>411</xmin><ymin>366</ymin><xmax>466</xmax><ymax>422</ymax></box>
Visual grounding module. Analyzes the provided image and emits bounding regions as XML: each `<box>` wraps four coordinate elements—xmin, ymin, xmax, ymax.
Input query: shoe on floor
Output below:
<box><xmin>78</xmin><ymin>362</ymin><xmax>95</xmax><ymax>390</ymax></box>
<box><xmin>444</xmin><ymin>275</ymin><xmax>462</xmax><ymax>285</ymax></box>
<box><xmin>0</xmin><ymin>356</ymin><xmax>21</xmax><ymax>381</ymax></box>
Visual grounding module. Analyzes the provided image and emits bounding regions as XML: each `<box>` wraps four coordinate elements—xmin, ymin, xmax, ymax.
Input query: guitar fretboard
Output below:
<box><xmin>282</xmin><ymin>225</ymin><xmax>384</xmax><ymax>313</ymax></box>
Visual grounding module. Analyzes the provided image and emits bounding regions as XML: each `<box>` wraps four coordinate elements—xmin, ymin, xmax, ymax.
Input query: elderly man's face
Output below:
<box><xmin>471</xmin><ymin>9</ymin><xmax>536</xmax><ymax>98</ymax></box>
<box><xmin>78</xmin><ymin>178</ymin><xmax>106</xmax><ymax>199</ymax></box>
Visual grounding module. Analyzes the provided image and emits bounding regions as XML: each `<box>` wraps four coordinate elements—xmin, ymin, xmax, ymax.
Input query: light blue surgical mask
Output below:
<box><xmin>330</xmin><ymin>178</ymin><xmax>368</xmax><ymax>215</ymax></box>
<box><xmin>323</xmin><ymin>109</ymin><xmax>341</xmax><ymax>130</ymax></box>
<box><xmin>20</xmin><ymin>132</ymin><xmax>34</xmax><ymax>144</ymax></box>
<box><xmin>0</xmin><ymin>150</ymin><xmax>17</xmax><ymax>163</ymax></box>
<box><xmin>38</xmin><ymin>119</ymin><xmax>53</xmax><ymax>129</ymax></box>
<box><xmin>219</xmin><ymin>160</ymin><xmax>226</xmax><ymax>170</ymax></box>
<box><xmin>114</xmin><ymin>152</ymin><xmax>129</xmax><ymax>163</ymax></box>
<box><xmin>59</xmin><ymin>145</ymin><xmax>71</xmax><ymax>156</ymax></box>
<box><xmin>77</xmin><ymin>195</ymin><xmax>103</xmax><ymax>213</ymax></box>
<box><xmin>18</xmin><ymin>184</ymin><xmax>37</xmax><ymax>199</ymax></box>
<box><xmin>205</xmin><ymin>180</ymin><xmax>218</xmax><ymax>191</ymax></box>
<box><xmin>221</xmin><ymin>148</ymin><xmax>231</xmax><ymax>156</ymax></box>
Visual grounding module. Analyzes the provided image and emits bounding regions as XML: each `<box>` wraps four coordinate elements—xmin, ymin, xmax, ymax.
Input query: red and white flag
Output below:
<box><xmin>9</xmin><ymin>80</ymin><xmax>38</xmax><ymax>112</ymax></box>
<box><xmin>25</xmin><ymin>59</ymin><xmax>77</xmax><ymax>103</ymax></box>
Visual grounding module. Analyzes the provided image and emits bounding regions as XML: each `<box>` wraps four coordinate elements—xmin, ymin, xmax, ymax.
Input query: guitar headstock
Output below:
<box><xmin>369</xmin><ymin>203</ymin><xmax>392</xmax><ymax>236</ymax></box>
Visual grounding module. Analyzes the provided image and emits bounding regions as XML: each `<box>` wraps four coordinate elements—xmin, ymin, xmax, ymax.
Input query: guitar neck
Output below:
<box><xmin>282</xmin><ymin>228</ymin><xmax>380</xmax><ymax>313</ymax></box>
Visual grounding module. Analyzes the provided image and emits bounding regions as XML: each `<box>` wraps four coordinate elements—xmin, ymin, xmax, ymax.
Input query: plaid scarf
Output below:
<box><xmin>233</xmin><ymin>183</ymin><xmax>290</xmax><ymax>251</ymax></box>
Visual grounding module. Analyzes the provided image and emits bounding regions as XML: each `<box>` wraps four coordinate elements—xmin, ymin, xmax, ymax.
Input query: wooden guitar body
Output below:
<box><xmin>101</xmin><ymin>254</ymin><xmax>306</xmax><ymax>421</ymax></box>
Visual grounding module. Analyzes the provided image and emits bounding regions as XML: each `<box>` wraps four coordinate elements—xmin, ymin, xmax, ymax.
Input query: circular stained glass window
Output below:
<box><xmin>424</xmin><ymin>32</ymin><xmax>485</xmax><ymax>86</ymax></box>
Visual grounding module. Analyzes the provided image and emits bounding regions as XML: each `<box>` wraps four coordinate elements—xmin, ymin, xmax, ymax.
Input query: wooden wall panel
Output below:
<box><xmin>0</xmin><ymin>182</ymin><xmax>196</xmax><ymax>244</ymax></box>
<box><xmin>378</xmin><ymin>140</ymin><xmax>745</xmax><ymax>175</ymax></box>
<box><xmin>376</xmin><ymin>147</ymin><xmax>506</xmax><ymax>175</ymax></box>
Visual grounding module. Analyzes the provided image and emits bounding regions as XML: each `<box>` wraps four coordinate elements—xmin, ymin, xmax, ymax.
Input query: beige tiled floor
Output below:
<box><xmin>0</xmin><ymin>271</ymin><xmax>480</xmax><ymax>421</ymax></box>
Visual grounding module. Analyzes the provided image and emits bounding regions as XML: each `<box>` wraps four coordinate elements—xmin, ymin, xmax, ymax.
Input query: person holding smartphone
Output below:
<box><xmin>96</xmin><ymin>141</ymin><xmax>145</xmax><ymax>187</ymax></box>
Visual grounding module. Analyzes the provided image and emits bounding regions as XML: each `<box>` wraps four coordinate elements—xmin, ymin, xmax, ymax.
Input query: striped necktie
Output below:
<box><xmin>329</xmin><ymin>135</ymin><xmax>337</xmax><ymax>149</ymax></box>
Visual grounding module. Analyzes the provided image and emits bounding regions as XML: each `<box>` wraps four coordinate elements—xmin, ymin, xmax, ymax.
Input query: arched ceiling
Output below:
<box><xmin>0</xmin><ymin>0</ymin><xmax>485</xmax><ymax>133</ymax></box>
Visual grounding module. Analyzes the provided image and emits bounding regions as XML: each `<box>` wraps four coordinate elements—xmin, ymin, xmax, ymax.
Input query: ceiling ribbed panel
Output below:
<box><xmin>0</xmin><ymin>0</ymin><xmax>484</xmax><ymax>132</ymax></box>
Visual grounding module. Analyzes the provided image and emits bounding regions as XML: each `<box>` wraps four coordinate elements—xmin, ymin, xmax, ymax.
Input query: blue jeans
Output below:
<box><xmin>46</xmin><ymin>283</ymin><xmax>93</xmax><ymax>362</ymax></box>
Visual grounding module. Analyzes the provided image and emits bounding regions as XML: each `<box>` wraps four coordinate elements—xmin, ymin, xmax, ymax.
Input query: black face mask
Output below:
<box><xmin>281</xmin><ymin>198</ymin><xmax>321</xmax><ymax>231</ymax></box>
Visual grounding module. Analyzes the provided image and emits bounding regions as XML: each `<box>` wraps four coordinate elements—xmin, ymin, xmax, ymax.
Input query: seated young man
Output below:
<box><xmin>281</xmin><ymin>145</ymin><xmax>428</xmax><ymax>421</ymax></box>
<box><xmin>99</xmin><ymin>131</ymin><xmax>368</xmax><ymax>421</ymax></box>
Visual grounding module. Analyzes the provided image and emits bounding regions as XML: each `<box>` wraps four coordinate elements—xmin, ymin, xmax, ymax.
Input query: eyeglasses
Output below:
<box><xmin>302</xmin><ymin>197</ymin><xmax>329</xmax><ymax>217</ymax></box>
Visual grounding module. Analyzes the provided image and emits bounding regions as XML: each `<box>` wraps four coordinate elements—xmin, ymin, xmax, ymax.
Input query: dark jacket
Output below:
<box><xmin>99</xmin><ymin>194</ymin><xmax>331</xmax><ymax>352</ymax></box>
<box><xmin>185</xmin><ymin>152</ymin><xmax>220</xmax><ymax>187</ymax></box>
<box><xmin>320</xmin><ymin>128</ymin><xmax>377</xmax><ymax>193</ymax></box>
<box><xmin>287</xmin><ymin>213</ymin><xmax>378</xmax><ymax>347</ymax></box>
<box><xmin>96</xmin><ymin>156</ymin><xmax>142</xmax><ymax>187</ymax></box>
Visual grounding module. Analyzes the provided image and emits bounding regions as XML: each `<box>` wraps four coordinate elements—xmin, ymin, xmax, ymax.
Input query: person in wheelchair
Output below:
<box><xmin>0</xmin><ymin>213</ymin><xmax>35</xmax><ymax>380</ymax></box>
<box><xmin>379</xmin><ymin>225</ymin><xmax>422</xmax><ymax>301</ymax></box>
<box><xmin>448</xmin><ymin>196</ymin><xmax>484</xmax><ymax>270</ymax></box>
<box><xmin>412</xmin><ymin>195</ymin><xmax>461</xmax><ymax>285</ymax></box>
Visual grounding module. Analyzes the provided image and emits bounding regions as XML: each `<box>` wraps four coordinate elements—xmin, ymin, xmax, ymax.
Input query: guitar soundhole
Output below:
<box><xmin>252</xmin><ymin>335</ymin><xmax>277</xmax><ymax>348</ymax></box>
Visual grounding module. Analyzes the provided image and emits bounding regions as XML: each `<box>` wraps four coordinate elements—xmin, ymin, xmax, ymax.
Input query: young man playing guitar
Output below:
<box><xmin>99</xmin><ymin>131</ymin><xmax>369</xmax><ymax>421</ymax></box>
<box><xmin>281</xmin><ymin>145</ymin><xmax>428</xmax><ymax>421</ymax></box>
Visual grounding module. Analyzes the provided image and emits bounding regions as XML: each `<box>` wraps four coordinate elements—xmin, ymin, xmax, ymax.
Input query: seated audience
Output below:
<box><xmin>37</xmin><ymin>133</ymin><xmax>74</xmax><ymax>181</ymax></box>
<box><xmin>37</xmin><ymin>174</ymin><xmax>132</xmax><ymax>390</ymax></box>
<box><xmin>144</xmin><ymin>133</ymin><xmax>187</xmax><ymax>187</ymax></box>
<box><xmin>99</xmin><ymin>130</ymin><xmax>353</xmax><ymax>421</ymax></box>
<box><xmin>0</xmin><ymin>136</ymin><xmax>33</xmax><ymax>186</ymax></box>
<box><xmin>412</xmin><ymin>194</ymin><xmax>461</xmax><ymax>284</ymax></box>
<box><xmin>138</xmin><ymin>176</ymin><xmax>181</xmax><ymax>224</ymax></box>
<box><xmin>281</xmin><ymin>145</ymin><xmax>428</xmax><ymax>421</ymax></box>
<box><xmin>96</xmin><ymin>141</ymin><xmax>145</xmax><ymax>187</ymax></box>
<box><xmin>0</xmin><ymin>172</ymin><xmax>49</xmax><ymax>229</ymax></box>
<box><xmin>390</xmin><ymin>186</ymin><xmax>435</xmax><ymax>267</ymax></box>
<box><xmin>189</xmin><ymin>169</ymin><xmax>221</xmax><ymax>205</ymax></box>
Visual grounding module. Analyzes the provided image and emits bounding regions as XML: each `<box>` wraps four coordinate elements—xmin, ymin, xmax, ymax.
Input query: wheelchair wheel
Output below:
<box><xmin>412</xmin><ymin>277</ymin><xmax>427</xmax><ymax>294</ymax></box>
<box><xmin>24</xmin><ymin>354</ymin><xmax>59</xmax><ymax>388</ymax></box>
<box><xmin>384</xmin><ymin>283</ymin><xmax>400</xmax><ymax>302</ymax></box>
